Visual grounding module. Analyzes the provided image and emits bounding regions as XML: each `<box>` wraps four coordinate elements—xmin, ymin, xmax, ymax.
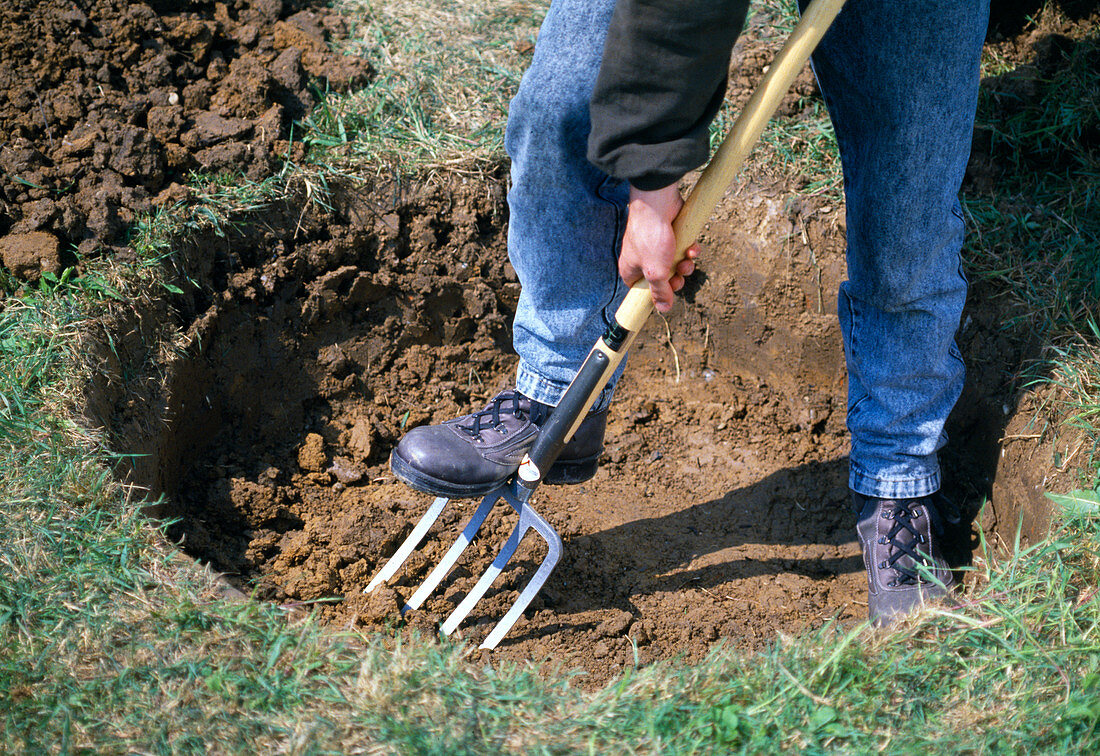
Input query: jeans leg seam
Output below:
<box><xmin>595</xmin><ymin>174</ymin><xmax>625</xmax><ymax>328</ymax></box>
<box><xmin>845</xmin><ymin>290</ymin><xmax>868</xmax><ymax>418</ymax></box>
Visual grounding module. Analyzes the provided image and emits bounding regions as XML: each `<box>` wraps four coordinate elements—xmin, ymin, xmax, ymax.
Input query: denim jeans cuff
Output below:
<box><xmin>515</xmin><ymin>359</ymin><xmax>616</xmax><ymax>413</ymax></box>
<box><xmin>849</xmin><ymin>462</ymin><xmax>940</xmax><ymax>500</ymax></box>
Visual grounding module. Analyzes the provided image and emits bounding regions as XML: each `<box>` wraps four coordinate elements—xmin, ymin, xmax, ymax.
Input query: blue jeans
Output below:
<box><xmin>506</xmin><ymin>0</ymin><xmax>990</xmax><ymax>499</ymax></box>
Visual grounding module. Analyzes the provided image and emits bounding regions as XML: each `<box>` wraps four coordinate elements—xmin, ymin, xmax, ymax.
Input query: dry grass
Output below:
<box><xmin>299</xmin><ymin>0</ymin><xmax>545</xmax><ymax>177</ymax></box>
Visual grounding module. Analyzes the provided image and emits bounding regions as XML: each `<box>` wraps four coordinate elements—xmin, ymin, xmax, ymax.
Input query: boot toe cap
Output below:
<box><xmin>393</xmin><ymin>426</ymin><xmax>512</xmax><ymax>489</ymax></box>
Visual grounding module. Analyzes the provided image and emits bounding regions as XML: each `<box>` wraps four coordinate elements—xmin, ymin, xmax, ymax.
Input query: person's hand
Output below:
<box><xmin>619</xmin><ymin>183</ymin><xmax>701</xmax><ymax>313</ymax></box>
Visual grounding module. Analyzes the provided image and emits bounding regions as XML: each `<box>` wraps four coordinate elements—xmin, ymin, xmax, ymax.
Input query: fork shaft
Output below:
<box><xmin>523</xmin><ymin>348</ymin><xmax>611</xmax><ymax>488</ymax></box>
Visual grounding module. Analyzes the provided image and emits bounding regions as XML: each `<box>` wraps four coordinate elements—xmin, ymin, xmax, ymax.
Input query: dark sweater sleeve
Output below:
<box><xmin>587</xmin><ymin>0</ymin><xmax>750</xmax><ymax>190</ymax></box>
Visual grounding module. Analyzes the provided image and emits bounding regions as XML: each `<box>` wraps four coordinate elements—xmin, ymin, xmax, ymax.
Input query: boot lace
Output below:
<box><xmin>877</xmin><ymin>499</ymin><xmax>935</xmax><ymax>587</ymax></box>
<box><xmin>456</xmin><ymin>391</ymin><xmax>548</xmax><ymax>438</ymax></box>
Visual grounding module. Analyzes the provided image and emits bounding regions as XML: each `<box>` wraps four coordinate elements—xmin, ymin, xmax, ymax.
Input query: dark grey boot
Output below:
<box><xmin>854</xmin><ymin>492</ymin><xmax>957</xmax><ymax>626</ymax></box>
<box><xmin>390</xmin><ymin>389</ymin><xmax>607</xmax><ymax>498</ymax></box>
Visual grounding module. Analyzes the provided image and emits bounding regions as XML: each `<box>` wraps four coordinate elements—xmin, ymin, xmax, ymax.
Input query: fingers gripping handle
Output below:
<box><xmin>615</xmin><ymin>0</ymin><xmax>848</xmax><ymax>334</ymax></box>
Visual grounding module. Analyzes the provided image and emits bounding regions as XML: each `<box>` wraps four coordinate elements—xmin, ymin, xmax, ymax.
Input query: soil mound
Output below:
<box><xmin>0</xmin><ymin>0</ymin><xmax>370</xmax><ymax>275</ymax></box>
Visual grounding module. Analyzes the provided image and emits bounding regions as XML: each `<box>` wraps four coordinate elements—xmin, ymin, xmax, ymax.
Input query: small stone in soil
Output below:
<box><xmin>595</xmin><ymin>609</ymin><xmax>633</xmax><ymax>639</ymax></box>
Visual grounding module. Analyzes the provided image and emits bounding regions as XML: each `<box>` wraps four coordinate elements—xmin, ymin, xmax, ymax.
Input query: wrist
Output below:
<box><xmin>628</xmin><ymin>181</ymin><xmax>679</xmax><ymax>201</ymax></box>
<box><xmin>628</xmin><ymin>182</ymin><xmax>683</xmax><ymax>222</ymax></box>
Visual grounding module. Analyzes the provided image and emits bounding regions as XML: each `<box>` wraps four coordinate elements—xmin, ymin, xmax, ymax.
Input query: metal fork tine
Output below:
<box><xmin>439</xmin><ymin>484</ymin><xmax>562</xmax><ymax>649</ymax></box>
<box><xmin>402</xmin><ymin>489</ymin><xmax>501</xmax><ymax>612</ymax></box>
<box><xmin>365</xmin><ymin>496</ymin><xmax>449</xmax><ymax>592</ymax></box>
<box><xmin>479</xmin><ymin>497</ymin><xmax>562</xmax><ymax>650</ymax></box>
<box><xmin>370</xmin><ymin>480</ymin><xmax>560</xmax><ymax>646</ymax></box>
<box><xmin>439</xmin><ymin>515</ymin><xmax>523</xmax><ymax>637</ymax></box>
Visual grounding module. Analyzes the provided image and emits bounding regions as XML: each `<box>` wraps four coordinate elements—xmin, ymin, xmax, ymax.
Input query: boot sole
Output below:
<box><xmin>390</xmin><ymin>449</ymin><xmax>601</xmax><ymax>496</ymax></box>
<box><xmin>389</xmin><ymin>450</ymin><xmax>504</xmax><ymax>499</ymax></box>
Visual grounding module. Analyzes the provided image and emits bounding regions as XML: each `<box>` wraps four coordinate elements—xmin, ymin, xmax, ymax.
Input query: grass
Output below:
<box><xmin>298</xmin><ymin>0</ymin><xmax>545</xmax><ymax>177</ymax></box>
<box><xmin>754</xmin><ymin>100</ymin><xmax>841</xmax><ymax>199</ymax></box>
<box><xmin>298</xmin><ymin>0</ymin><xmax>842</xmax><ymax>193</ymax></box>
<box><xmin>965</xmin><ymin>30</ymin><xmax>1100</xmax><ymax>333</ymax></box>
<box><xmin>2</xmin><ymin>0</ymin><xmax>1100</xmax><ymax>752</ymax></box>
<box><xmin>1041</xmin><ymin>324</ymin><xmax>1100</xmax><ymax>491</ymax></box>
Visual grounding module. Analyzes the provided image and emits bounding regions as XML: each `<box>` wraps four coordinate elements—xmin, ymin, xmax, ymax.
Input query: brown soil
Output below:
<box><xmin>87</xmin><ymin>169</ymin><xmax>1002</xmax><ymax>688</ymax></box>
<box><xmin>10</xmin><ymin>0</ymin><xmax>1089</xmax><ymax>688</ymax></box>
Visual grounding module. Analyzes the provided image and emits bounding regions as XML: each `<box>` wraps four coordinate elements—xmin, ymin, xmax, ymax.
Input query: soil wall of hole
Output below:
<box><xmin>79</xmin><ymin>170</ymin><xmax>1056</xmax><ymax>686</ymax></box>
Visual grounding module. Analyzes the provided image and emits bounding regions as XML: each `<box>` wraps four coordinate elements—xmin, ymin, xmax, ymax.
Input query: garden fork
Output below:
<box><xmin>365</xmin><ymin>0</ymin><xmax>848</xmax><ymax>650</ymax></box>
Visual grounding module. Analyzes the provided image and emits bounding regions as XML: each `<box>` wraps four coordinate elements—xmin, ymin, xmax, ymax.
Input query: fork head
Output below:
<box><xmin>365</xmin><ymin>478</ymin><xmax>562</xmax><ymax>650</ymax></box>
